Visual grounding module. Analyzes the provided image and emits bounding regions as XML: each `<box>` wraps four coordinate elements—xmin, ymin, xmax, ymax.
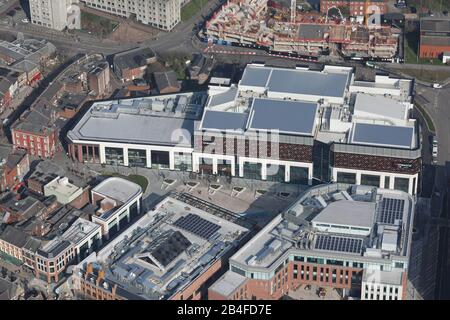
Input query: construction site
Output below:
<box><xmin>204</xmin><ymin>0</ymin><xmax>400</xmax><ymax>60</ymax></box>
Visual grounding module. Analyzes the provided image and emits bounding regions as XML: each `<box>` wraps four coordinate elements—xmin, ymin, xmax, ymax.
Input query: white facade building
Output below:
<box><xmin>82</xmin><ymin>0</ymin><xmax>181</xmax><ymax>31</ymax></box>
<box><xmin>90</xmin><ymin>177</ymin><xmax>143</xmax><ymax>239</ymax></box>
<box><xmin>30</xmin><ymin>0</ymin><xmax>80</xmax><ymax>31</ymax></box>
<box><xmin>361</xmin><ymin>269</ymin><xmax>404</xmax><ymax>300</ymax></box>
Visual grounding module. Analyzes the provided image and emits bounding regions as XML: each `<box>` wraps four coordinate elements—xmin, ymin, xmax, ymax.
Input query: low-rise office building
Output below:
<box><xmin>35</xmin><ymin>217</ymin><xmax>102</xmax><ymax>283</ymax></box>
<box><xmin>209</xmin><ymin>183</ymin><xmax>414</xmax><ymax>300</ymax></box>
<box><xmin>71</xmin><ymin>193</ymin><xmax>251</xmax><ymax>300</ymax></box>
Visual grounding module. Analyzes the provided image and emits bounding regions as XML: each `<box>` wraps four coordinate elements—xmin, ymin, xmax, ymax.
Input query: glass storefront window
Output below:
<box><xmin>266</xmin><ymin>164</ymin><xmax>285</xmax><ymax>182</ymax></box>
<box><xmin>217</xmin><ymin>159</ymin><xmax>232</xmax><ymax>176</ymax></box>
<box><xmin>105</xmin><ymin>147</ymin><xmax>124</xmax><ymax>166</ymax></box>
<box><xmin>243</xmin><ymin>162</ymin><xmax>262</xmax><ymax>180</ymax></box>
<box><xmin>290</xmin><ymin>166</ymin><xmax>309</xmax><ymax>184</ymax></box>
<box><xmin>151</xmin><ymin>151</ymin><xmax>170</xmax><ymax>170</ymax></box>
<box><xmin>394</xmin><ymin>177</ymin><xmax>409</xmax><ymax>193</ymax></box>
<box><xmin>174</xmin><ymin>152</ymin><xmax>192</xmax><ymax>171</ymax></box>
<box><xmin>128</xmin><ymin>149</ymin><xmax>147</xmax><ymax>167</ymax></box>
<box><xmin>361</xmin><ymin>174</ymin><xmax>380</xmax><ymax>187</ymax></box>
<box><xmin>337</xmin><ymin>172</ymin><xmax>356</xmax><ymax>184</ymax></box>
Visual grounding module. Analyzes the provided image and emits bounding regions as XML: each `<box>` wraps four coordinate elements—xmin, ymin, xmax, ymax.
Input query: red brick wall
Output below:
<box><xmin>171</xmin><ymin>259</ymin><xmax>224</xmax><ymax>300</ymax></box>
<box><xmin>332</xmin><ymin>152</ymin><xmax>421</xmax><ymax>174</ymax></box>
<box><xmin>195</xmin><ymin>135</ymin><xmax>313</xmax><ymax>163</ymax></box>
<box><xmin>419</xmin><ymin>44</ymin><xmax>450</xmax><ymax>59</ymax></box>
<box><xmin>320</xmin><ymin>0</ymin><xmax>386</xmax><ymax>15</ymax></box>
<box><xmin>209</xmin><ymin>262</ymin><xmax>363</xmax><ymax>300</ymax></box>
<box><xmin>69</xmin><ymin>187</ymin><xmax>91</xmax><ymax>209</ymax></box>
<box><xmin>12</xmin><ymin>128</ymin><xmax>59</xmax><ymax>158</ymax></box>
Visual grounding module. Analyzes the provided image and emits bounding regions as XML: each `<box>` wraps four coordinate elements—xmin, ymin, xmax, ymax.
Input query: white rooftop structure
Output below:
<box><xmin>311</xmin><ymin>200</ymin><xmax>376</xmax><ymax>236</ymax></box>
<box><xmin>44</xmin><ymin>176</ymin><xmax>83</xmax><ymax>204</ymax></box>
<box><xmin>353</xmin><ymin>93</ymin><xmax>411</xmax><ymax>125</ymax></box>
<box><xmin>91</xmin><ymin>177</ymin><xmax>142</xmax><ymax>205</ymax></box>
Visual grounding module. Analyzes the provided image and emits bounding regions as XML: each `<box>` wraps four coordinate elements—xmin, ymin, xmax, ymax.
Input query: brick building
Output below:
<box><xmin>0</xmin><ymin>226</ymin><xmax>41</xmax><ymax>268</ymax></box>
<box><xmin>11</xmin><ymin>104</ymin><xmax>60</xmax><ymax>158</ymax></box>
<box><xmin>320</xmin><ymin>0</ymin><xmax>387</xmax><ymax>17</ymax></box>
<box><xmin>35</xmin><ymin>217</ymin><xmax>102</xmax><ymax>283</ymax></box>
<box><xmin>0</xmin><ymin>193</ymin><xmax>47</xmax><ymax>224</ymax></box>
<box><xmin>209</xmin><ymin>184</ymin><xmax>414</xmax><ymax>300</ymax></box>
<box><xmin>87</xmin><ymin>61</ymin><xmax>111</xmax><ymax>98</ymax></box>
<box><xmin>419</xmin><ymin>16</ymin><xmax>450</xmax><ymax>59</ymax></box>
<box><xmin>0</xmin><ymin>144</ymin><xmax>30</xmax><ymax>193</ymax></box>
<box><xmin>113</xmin><ymin>47</ymin><xmax>157</xmax><ymax>82</ymax></box>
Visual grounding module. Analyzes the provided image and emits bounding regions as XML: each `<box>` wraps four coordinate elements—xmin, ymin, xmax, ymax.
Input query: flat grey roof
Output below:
<box><xmin>68</xmin><ymin>93</ymin><xmax>208</xmax><ymax>147</ymax></box>
<box><xmin>354</xmin><ymin>93</ymin><xmax>408</xmax><ymax>120</ymax></box>
<box><xmin>312</xmin><ymin>200</ymin><xmax>376</xmax><ymax>229</ymax></box>
<box><xmin>92</xmin><ymin>177</ymin><xmax>142</xmax><ymax>204</ymax></box>
<box><xmin>240</xmin><ymin>66</ymin><xmax>272</xmax><ymax>87</ymax></box>
<box><xmin>73</xmin><ymin>112</ymin><xmax>195</xmax><ymax>147</ymax></box>
<box><xmin>209</xmin><ymin>271</ymin><xmax>247</xmax><ymax>296</ymax></box>
<box><xmin>350</xmin><ymin>123</ymin><xmax>415</xmax><ymax>149</ymax></box>
<box><xmin>239</xmin><ymin>65</ymin><xmax>350</xmax><ymax>98</ymax></box>
<box><xmin>248</xmin><ymin>98</ymin><xmax>318</xmax><ymax>136</ymax></box>
<box><xmin>201</xmin><ymin>110</ymin><xmax>248</xmax><ymax>131</ymax></box>
<box><xmin>267</xmin><ymin>68</ymin><xmax>349</xmax><ymax>98</ymax></box>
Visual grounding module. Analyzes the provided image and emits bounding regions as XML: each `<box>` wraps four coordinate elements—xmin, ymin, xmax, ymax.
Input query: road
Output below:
<box><xmin>0</xmin><ymin>0</ymin><xmax>223</xmax><ymax>56</ymax></box>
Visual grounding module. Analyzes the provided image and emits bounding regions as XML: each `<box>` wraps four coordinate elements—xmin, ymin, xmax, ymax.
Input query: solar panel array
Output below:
<box><xmin>314</xmin><ymin>234</ymin><xmax>363</xmax><ymax>254</ymax></box>
<box><xmin>173</xmin><ymin>214</ymin><xmax>220</xmax><ymax>240</ymax></box>
<box><xmin>378</xmin><ymin>198</ymin><xmax>405</xmax><ymax>225</ymax></box>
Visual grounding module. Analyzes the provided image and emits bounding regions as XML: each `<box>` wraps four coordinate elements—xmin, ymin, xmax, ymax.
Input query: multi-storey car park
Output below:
<box><xmin>208</xmin><ymin>183</ymin><xmax>415</xmax><ymax>300</ymax></box>
<box><xmin>69</xmin><ymin>193</ymin><xmax>252</xmax><ymax>300</ymax></box>
<box><xmin>203</xmin><ymin>0</ymin><xmax>400</xmax><ymax>61</ymax></box>
<box><xmin>67</xmin><ymin>63</ymin><xmax>420</xmax><ymax>195</ymax></box>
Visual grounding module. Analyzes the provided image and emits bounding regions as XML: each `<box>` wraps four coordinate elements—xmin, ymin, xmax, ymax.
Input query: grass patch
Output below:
<box><xmin>127</xmin><ymin>175</ymin><xmax>149</xmax><ymax>192</ymax></box>
<box><xmin>181</xmin><ymin>0</ymin><xmax>209</xmax><ymax>21</ymax></box>
<box><xmin>415</xmin><ymin>102</ymin><xmax>436</xmax><ymax>133</ymax></box>
<box><xmin>81</xmin><ymin>11</ymin><xmax>119</xmax><ymax>37</ymax></box>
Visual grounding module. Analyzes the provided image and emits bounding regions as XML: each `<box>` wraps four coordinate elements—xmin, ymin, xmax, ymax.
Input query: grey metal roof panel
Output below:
<box><xmin>248</xmin><ymin>98</ymin><xmax>318</xmax><ymax>136</ymax></box>
<box><xmin>267</xmin><ymin>68</ymin><xmax>349</xmax><ymax>98</ymax></box>
<box><xmin>201</xmin><ymin>110</ymin><xmax>248</xmax><ymax>131</ymax></box>
<box><xmin>350</xmin><ymin>123</ymin><xmax>414</xmax><ymax>149</ymax></box>
<box><xmin>239</xmin><ymin>66</ymin><xmax>272</xmax><ymax>87</ymax></box>
<box><xmin>76</xmin><ymin>113</ymin><xmax>195</xmax><ymax>147</ymax></box>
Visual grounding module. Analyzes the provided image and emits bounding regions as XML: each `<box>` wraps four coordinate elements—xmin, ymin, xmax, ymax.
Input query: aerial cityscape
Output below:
<box><xmin>0</xmin><ymin>0</ymin><xmax>449</xmax><ymax>305</ymax></box>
